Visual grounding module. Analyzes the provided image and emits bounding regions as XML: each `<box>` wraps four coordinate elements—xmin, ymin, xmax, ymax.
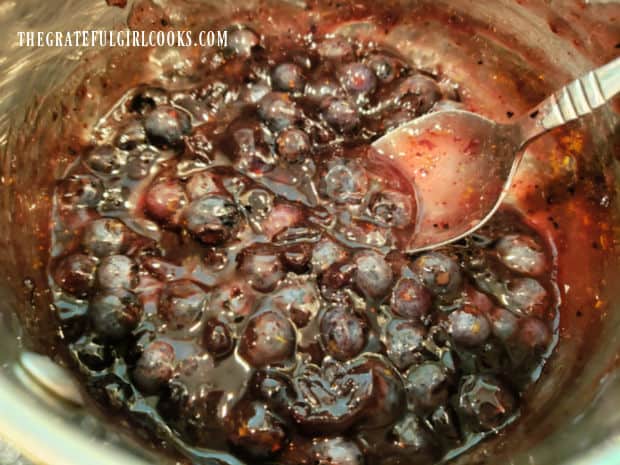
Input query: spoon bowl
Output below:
<box><xmin>372</xmin><ymin>58</ymin><xmax>620</xmax><ymax>253</ymax></box>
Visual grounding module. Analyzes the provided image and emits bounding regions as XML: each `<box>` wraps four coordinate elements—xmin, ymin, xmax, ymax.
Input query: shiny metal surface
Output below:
<box><xmin>0</xmin><ymin>1</ymin><xmax>618</xmax><ymax>465</ymax></box>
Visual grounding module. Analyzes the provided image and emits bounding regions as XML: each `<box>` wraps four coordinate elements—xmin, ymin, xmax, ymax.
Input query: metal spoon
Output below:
<box><xmin>372</xmin><ymin>57</ymin><xmax>620</xmax><ymax>253</ymax></box>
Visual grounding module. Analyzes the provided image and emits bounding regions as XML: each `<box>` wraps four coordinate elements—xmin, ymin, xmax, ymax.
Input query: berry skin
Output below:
<box><xmin>320</xmin><ymin>306</ymin><xmax>368</xmax><ymax>361</ymax></box>
<box><xmin>90</xmin><ymin>289</ymin><xmax>143</xmax><ymax>340</ymax></box>
<box><xmin>202</xmin><ymin>318</ymin><xmax>234</xmax><ymax>358</ymax></box>
<box><xmin>54</xmin><ymin>254</ymin><xmax>98</xmax><ymax>297</ymax></box>
<box><xmin>258</xmin><ymin>92</ymin><xmax>301</xmax><ymax>132</ymax></box>
<box><xmin>182</xmin><ymin>195</ymin><xmax>241</xmax><ymax>245</ymax></box>
<box><xmin>226</xmin><ymin>400</ymin><xmax>287</xmax><ymax>458</ymax></box>
<box><xmin>272</xmin><ymin>63</ymin><xmax>306</xmax><ymax>93</ymax></box>
<box><xmin>96</xmin><ymin>254</ymin><xmax>138</xmax><ymax>290</ymax></box>
<box><xmin>406</xmin><ymin>362</ymin><xmax>450</xmax><ymax>411</ymax></box>
<box><xmin>339</xmin><ymin>63</ymin><xmax>377</xmax><ymax>95</ymax></box>
<box><xmin>369</xmin><ymin>190</ymin><xmax>414</xmax><ymax>228</ymax></box>
<box><xmin>276</xmin><ymin>128</ymin><xmax>311</xmax><ymax>162</ymax></box>
<box><xmin>239</xmin><ymin>251</ymin><xmax>285</xmax><ymax>293</ymax></box>
<box><xmin>84</xmin><ymin>145</ymin><xmax>126</xmax><ymax>176</ymax></box>
<box><xmin>323</xmin><ymin>161</ymin><xmax>369</xmax><ymax>205</ymax></box>
<box><xmin>56</xmin><ymin>175</ymin><xmax>103</xmax><ymax>209</ymax></box>
<box><xmin>394</xmin><ymin>75</ymin><xmax>442</xmax><ymax>115</ymax></box>
<box><xmin>144</xmin><ymin>180</ymin><xmax>188</xmax><ymax>224</ymax></box>
<box><xmin>448</xmin><ymin>306</ymin><xmax>491</xmax><ymax>347</ymax></box>
<box><xmin>322</xmin><ymin>98</ymin><xmax>360</xmax><ymax>133</ymax></box>
<box><xmin>458</xmin><ymin>375</ymin><xmax>516</xmax><ymax>431</ymax></box>
<box><xmin>353</xmin><ymin>250</ymin><xmax>394</xmax><ymax>299</ymax></box>
<box><xmin>132</xmin><ymin>340</ymin><xmax>175</xmax><ymax>395</ymax></box>
<box><xmin>384</xmin><ymin>319</ymin><xmax>426</xmax><ymax>370</ymax></box>
<box><xmin>390</xmin><ymin>277</ymin><xmax>432</xmax><ymax>322</ymax></box>
<box><xmin>158</xmin><ymin>280</ymin><xmax>207</xmax><ymax>333</ymax></box>
<box><xmin>227</xmin><ymin>27</ymin><xmax>260</xmax><ymax>56</ymax></box>
<box><xmin>412</xmin><ymin>251</ymin><xmax>462</xmax><ymax>301</ymax></box>
<box><xmin>495</xmin><ymin>234</ymin><xmax>546</xmax><ymax>276</ymax></box>
<box><xmin>82</xmin><ymin>218</ymin><xmax>128</xmax><ymax>258</ymax></box>
<box><xmin>144</xmin><ymin>105</ymin><xmax>191</xmax><ymax>149</ymax></box>
<box><xmin>238</xmin><ymin>310</ymin><xmax>296</xmax><ymax>367</ymax></box>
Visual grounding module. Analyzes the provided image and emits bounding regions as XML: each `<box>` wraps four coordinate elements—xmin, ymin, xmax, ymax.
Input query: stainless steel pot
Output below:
<box><xmin>0</xmin><ymin>1</ymin><xmax>618</xmax><ymax>464</ymax></box>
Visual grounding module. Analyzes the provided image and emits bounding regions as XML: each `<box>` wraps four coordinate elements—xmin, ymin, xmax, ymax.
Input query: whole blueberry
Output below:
<box><xmin>323</xmin><ymin>160</ymin><xmax>368</xmax><ymax>204</ymax></box>
<box><xmin>517</xmin><ymin>317</ymin><xmax>551</xmax><ymax>351</ymax></box>
<box><xmin>84</xmin><ymin>145</ymin><xmax>126</xmax><ymax>176</ymax></box>
<box><xmin>56</xmin><ymin>174</ymin><xmax>103</xmax><ymax>209</ymax></box>
<box><xmin>488</xmin><ymin>307</ymin><xmax>519</xmax><ymax>341</ymax></box>
<box><xmin>95</xmin><ymin>254</ymin><xmax>138</xmax><ymax>291</ymax></box>
<box><xmin>202</xmin><ymin>318</ymin><xmax>234</xmax><ymax>357</ymax></box>
<box><xmin>390</xmin><ymin>277</ymin><xmax>432</xmax><ymax>321</ymax></box>
<box><xmin>384</xmin><ymin>319</ymin><xmax>426</xmax><ymax>370</ymax></box>
<box><xmin>276</xmin><ymin>128</ymin><xmax>311</xmax><ymax>162</ymax></box>
<box><xmin>54</xmin><ymin>254</ymin><xmax>98</xmax><ymax>297</ymax></box>
<box><xmin>304</xmin><ymin>76</ymin><xmax>344</xmax><ymax>102</ymax></box>
<box><xmin>158</xmin><ymin>280</ymin><xmax>206</xmax><ymax>332</ymax></box>
<box><xmin>322</xmin><ymin>98</ymin><xmax>360</xmax><ymax>133</ymax></box>
<box><xmin>394</xmin><ymin>75</ymin><xmax>442</xmax><ymax>115</ymax></box>
<box><xmin>116</xmin><ymin>119</ymin><xmax>147</xmax><ymax>150</ymax></box>
<box><xmin>129</xmin><ymin>87</ymin><xmax>168</xmax><ymax>114</ymax></box>
<box><xmin>227</xmin><ymin>27</ymin><xmax>260</xmax><ymax>56</ymax></box>
<box><xmin>339</xmin><ymin>63</ymin><xmax>377</xmax><ymax>95</ymax></box>
<box><xmin>186</xmin><ymin>171</ymin><xmax>220</xmax><ymax>200</ymax></box>
<box><xmin>505</xmin><ymin>277</ymin><xmax>548</xmax><ymax>316</ymax></box>
<box><xmin>132</xmin><ymin>340</ymin><xmax>175</xmax><ymax>394</ymax></box>
<box><xmin>144</xmin><ymin>179</ymin><xmax>188</xmax><ymax>223</ymax></box>
<box><xmin>182</xmin><ymin>194</ymin><xmax>241</xmax><ymax>245</ymax></box>
<box><xmin>496</xmin><ymin>234</ymin><xmax>546</xmax><ymax>276</ymax></box>
<box><xmin>320</xmin><ymin>306</ymin><xmax>368</xmax><ymax>361</ymax></box>
<box><xmin>367</xmin><ymin>54</ymin><xmax>399</xmax><ymax>83</ymax></box>
<box><xmin>272</xmin><ymin>63</ymin><xmax>306</xmax><ymax>93</ymax></box>
<box><xmin>90</xmin><ymin>289</ymin><xmax>143</xmax><ymax>340</ymax></box>
<box><xmin>412</xmin><ymin>251</ymin><xmax>462</xmax><ymax>301</ymax></box>
<box><xmin>448</xmin><ymin>306</ymin><xmax>491</xmax><ymax>347</ymax></box>
<box><xmin>126</xmin><ymin>149</ymin><xmax>158</xmax><ymax>180</ymax></box>
<box><xmin>258</xmin><ymin>92</ymin><xmax>301</xmax><ymax>132</ymax></box>
<box><xmin>311</xmin><ymin>238</ymin><xmax>348</xmax><ymax>274</ymax></box>
<box><xmin>406</xmin><ymin>362</ymin><xmax>450</xmax><ymax>411</ymax></box>
<box><xmin>144</xmin><ymin>105</ymin><xmax>191</xmax><ymax>149</ymax></box>
<box><xmin>238</xmin><ymin>310</ymin><xmax>296</xmax><ymax>367</ymax></box>
<box><xmin>239</xmin><ymin>251</ymin><xmax>285</xmax><ymax>293</ymax></box>
<box><xmin>369</xmin><ymin>190</ymin><xmax>414</xmax><ymax>228</ymax></box>
<box><xmin>316</xmin><ymin>37</ymin><xmax>354</xmax><ymax>59</ymax></box>
<box><xmin>353</xmin><ymin>250</ymin><xmax>394</xmax><ymax>299</ymax></box>
<box><xmin>82</xmin><ymin>218</ymin><xmax>128</xmax><ymax>257</ymax></box>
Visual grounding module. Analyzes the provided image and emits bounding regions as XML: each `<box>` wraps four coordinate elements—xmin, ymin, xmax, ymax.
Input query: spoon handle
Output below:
<box><xmin>517</xmin><ymin>57</ymin><xmax>620</xmax><ymax>146</ymax></box>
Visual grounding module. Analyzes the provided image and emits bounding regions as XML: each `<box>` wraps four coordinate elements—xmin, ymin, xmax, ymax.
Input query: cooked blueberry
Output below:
<box><xmin>250</xmin><ymin>370</ymin><xmax>295</xmax><ymax>414</ymax></box>
<box><xmin>144</xmin><ymin>105</ymin><xmax>191</xmax><ymax>148</ymax></box>
<box><xmin>384</xmin><ymin>319</ymin><xmax>426</xmax><ymax>370</ymax></box>
<box><xmin>241</xmin><ymin>82</ymin><xmax>272</xmax><ymax>104</ymax></box>
<box><xmin>390</xmin><ymin>277</ymin><xmax>431</xmax><ymax>321</ymax></box>
<box><xmin>272</xmin><ymin>63</ymin><xmax>305</xmax><ymax>92</ymax></box>
<box><xmin>126</xmin><ymin>149</ymin><xmax>158</xmax><ymax>179</ymax></box>
<box><xmin>281</xmin><ymin>437</ymin><xmax>364</xmax><ymax>465</ymax></box>
<box><xmin>202</xmin><ymin>318</ymin><xmax>234</xmax><ymax>357</ymax></box>
<box><xmin>207</xmin><ymin>281</ymin><xmax>255</xmax><ymax>321</ymax></box>
<box><xmin>517</xmin><ymin>317</ymin><xmax>551</xmax><ymax>351</ymax></box>
<box><xmin>227</xmin><ymin>27</ymin><xmax>260</xmax><ymax>56</ymax></box>
<box><xmin>90</xmin><ymin>289</ymin><xmax>142</xmax><ymax>340</ymax></box>
<box><xmin>282</xmin><ymin>243</ymin><xmax>313</xmax><ymax>273</ymax></box>
<box><xmin>270</xmin><ymin>280</ymin><xmax>321</xmax><ymax>328</ymax></box>
<box><xmin>311</xmin><ymin>238</ymin><xmax>348</xmax><ymax>274</ymax></box>
<box><xmin>339</xmin><ymin>63</ymin><xmax>377</xmax><ymax>95</ymax></box>
<box><xmin>458</xmin><ymin>375</ymin><xmax>516</xmax><ymax>431</ymax></box>
<box><xmin>367</xmin><ymin>54</ymin><xmax>399</xmax><ymax>83</ymax></box>
<box><xmin>158</xmin><ymin>280</ymin><xmax>206</xmax><ymax>332</ymax></box>
<box><xmin>354</xmin><ymin>250</ymin><xmax>393</xmax><ymax>299</ymax></box>
<box><xmin>186</xmin><ymin>171</ymin><xmax>220</xmax><ymax>200</ymax></box>
<box><xmin>394</xmin><ymin>75</ymin><xmax>442</xmax><ymax>115</ymax></box>
<box><xmin>182</xmin><ymin>194</ymin><xmax>241</xmax><ymax>245</ymax></box>
<box><xmin>488</xmin><ymin>307</ymin><xmax>519</xmax><ymax>341</ymax></box>
<box><xmin>84</xmin><ymin>145</ymin><xmax>126</xmax><ymax>175</ymax></box>
<box><xmin>230</xmin><ymin>121</ymin><xmax>277</xmax><ymax>173</ymax></box>
<box><xmin>276</xmin><ymin>128</ymin><xmax>310</xmax><ymax>162</ymax></box>
<box><xmin>504</xmin><ymin>277</ymin><xmax>548</xmax><ymax>316</ymax></box>
<box><xmin>317</xmin><ymin>37</ymin><xmax>354</xmax><ymax>59</ymax></box>
<box><xmin>320</xmin><ymin>306</ymin><xmax>368</xmax><ymax>361</ymax></box>
<box><xmin>429</xmin><ymin>405</ymin><xmax>461</xmax><ymax>442</ymax></box>
<box><xmin>226</xmin><ymin>401</ymin><xmax>286</xmax><ymax>458</ymax></box>
<box><xmin>322</xmin><ymin>98</ymin><xmax>360</xmax><ymax>133</ymax></box>
<box><xmin>496</xmin><ymin>234</ymin><xmax>546</xmax><ymax>276</ymax></box>
<box><xmin>239</xmin><ymin>251</ymin><xmax>285</xmax><ymax>293</ymax></box>
<box><xmin>56</xmin><ymin>175</ymin><xmax>103</xmax><ymax>209</ymax></box>
<box><xmin>96</xmin><ymin>254</ymin><xmax>138</xmax><ymax>290</ymax></box>
<box><xmin>71</xmin><ymin>334</ymin><xmax>113</xmax><ymax>371</ymax></box>
<box><xmin>305</xmin><ymin>76</ymin><xmax>344</xmax><ymax>102</ymax></box>
<box><xmin>369</xmin><ymin>190</ymin><xmax>414</xmax><ymax>228</ymax></box>
<box><xmin>132</xmin><ymin>340</ymin><xmax>175</xmax><ymax>394</ymax></box>
<box><xmin>406</xmin><ymin>362</ymin><xmax>450</xmax><ymax>411</ymax></box>
<box><xmin>144</xmin><ymin>179</ymin><xmax>187</xmax><ymax>223</ymax></box>
<box><xmin>129</xmin><ymin>87</ymin><xmax>168</xmax><ymax>114</ymax></box>
<box><xmin>412</xmin><ymin>251</ymin><xmax>462</xmax><ymax>300</ymax></box>
<box><xmin>258</xmin><ymin>92</ymin><xmax>301</xmax><ymax>132</ymax></box>
<box><xmin>82</xmin><ymin>218</ymin><xmax>128</xmax><ymax>257</ymax></box>
<box><xmin>323</xmin><ymin>160</ymin><xmax>368</xmax><ymax>204</ymax></box>
<box><xmin>53</xmin><ymin>254</ymin><xmax>98</xmax><ymax>297</ymax></box>
<box><xmin>115</xmin><ymin>119</ymin><xmax>147</xmax><ymax>150</ymax></box>
<box><xmin>448</xmin><ymin>306</ymin><xmax>491</xmax><ymax>347</ymax></box>
<box><xmin>238</xmin><ymin>310</ymin><xmax>296</xmax><ymax>367</ymax></box>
